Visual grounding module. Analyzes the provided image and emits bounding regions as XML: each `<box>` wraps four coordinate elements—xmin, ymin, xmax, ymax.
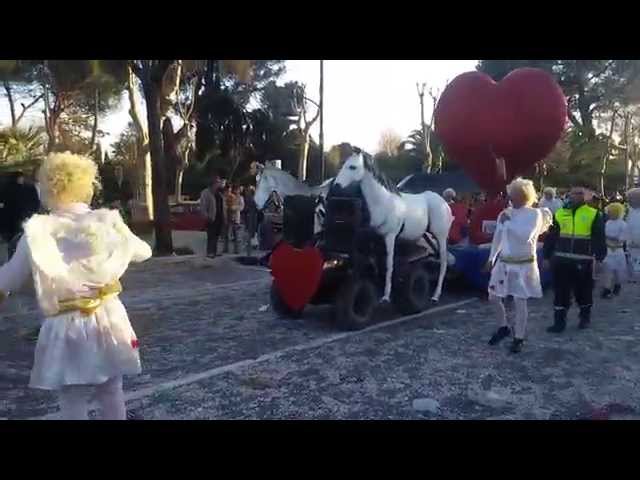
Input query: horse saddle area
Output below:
<box><xmin>282</xmin><ymin>194</ymin><xmax>439</xmax><ymax>263</ymax></box>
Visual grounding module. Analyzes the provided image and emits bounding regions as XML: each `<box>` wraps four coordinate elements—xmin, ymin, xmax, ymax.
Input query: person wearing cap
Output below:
<box><xmin>538</xmin><ymin>187</ymin><xmax>563</xmax><ymax>214</ymax></box>
<box><xmin>543</xmin><ymin>184</ymin><xmax>607</xmax><ymax>332</ymax></box>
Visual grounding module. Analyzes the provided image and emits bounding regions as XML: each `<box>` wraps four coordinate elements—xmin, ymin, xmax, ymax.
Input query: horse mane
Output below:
<box><xmin>354</xmin><ymin>147</ymin><xmax>400</xmax><ymax>196</ymax></box>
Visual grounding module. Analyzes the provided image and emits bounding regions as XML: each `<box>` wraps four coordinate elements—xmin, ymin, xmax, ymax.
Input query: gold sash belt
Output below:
<box><xmin>57</xmin><ymin>280</ymin><xmax>122</xmax><ymax>316</ymax></box>
<box><xmin>499</xmin><ymin>255</ymin><xmax>535</xmax><ymax>265</ymax></box>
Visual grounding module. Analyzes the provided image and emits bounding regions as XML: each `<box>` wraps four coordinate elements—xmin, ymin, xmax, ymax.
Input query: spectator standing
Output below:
<box><xmin>198</xmin><ymin>175</ymin><xmax>227</xmax><ymax>258</ymax></box>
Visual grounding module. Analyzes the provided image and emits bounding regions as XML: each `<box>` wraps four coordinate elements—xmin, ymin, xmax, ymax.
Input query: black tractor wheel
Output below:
<box><xmin>334</xmin><ymin>277</ymin><xmax>378</xmax><ymax>331</ymax></box>
<box><xmin>270</xmin><ymin>283</ymin><xmax>303</xmax><ymax>318</ymax></box>
<box><xmin>392</xmin><ymin>262</ymin><xmax>432</xmax><ymax>315</ymax></box>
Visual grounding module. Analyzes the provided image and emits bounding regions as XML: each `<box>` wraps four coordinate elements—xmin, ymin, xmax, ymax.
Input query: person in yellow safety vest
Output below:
<box><xmin>543</xmin><ymin>185</ymin><xmax>607</xmax><ymax>332</ymax></box>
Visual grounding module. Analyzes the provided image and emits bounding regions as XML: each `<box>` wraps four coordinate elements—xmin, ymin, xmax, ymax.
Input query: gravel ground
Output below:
<box><xmin>1</xmin><ymin>254</ymin><xmax>639</xmax><ymax>420</ymax></box>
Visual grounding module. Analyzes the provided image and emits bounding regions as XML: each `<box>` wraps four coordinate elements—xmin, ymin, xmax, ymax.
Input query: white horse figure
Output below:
<box><xmin>334</xmin><ymin>152</ymin><xmax>453</xmax><ymax>303</ymax></box>
<box><xmin>254</xmin><ymin>163</ymin><xmax>333</xmax><ymax>233</ymax></box>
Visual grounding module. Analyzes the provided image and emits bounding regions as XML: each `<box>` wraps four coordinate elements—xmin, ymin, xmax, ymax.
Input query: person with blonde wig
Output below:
<box><xmin>0</xmin><ymin>152</ymin><xmax>152</xmax><ymax>420</ymax></box>
<box><xmin>600</xmin><ymin>202</ymin><xmax>628</xmax><ymax>298</ymax></box>
<box><xmin>485</xmin><ymin>177</ymin><xmax>553</xmax><ymax>353</ymax></box>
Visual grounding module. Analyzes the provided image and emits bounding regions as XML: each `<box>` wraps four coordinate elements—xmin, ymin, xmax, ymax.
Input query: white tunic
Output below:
<box><xmin>602</xmin><ymin>219</ymin><xmax>628</xmax><ymax>281</ymax></box>
<box><xmin>487</xmin><ymin>206</ymin><xmax>553</xmax><ymax>299</ymax></box>
<box><xmin>0</xmin><ymin>203</ymin><xmax>152</xmax><ymax>390</ymax></box>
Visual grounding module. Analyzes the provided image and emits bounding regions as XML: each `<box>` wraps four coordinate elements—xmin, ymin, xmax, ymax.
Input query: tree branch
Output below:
<box><xmin>567</xmin><ymin>109</ymin><xmax>582</xmax><ymax>129</ymax></box>
<box><xmin>15</xmin><ymin>93</ymin><xmax>44</xmax><ymax>125</ymax></box>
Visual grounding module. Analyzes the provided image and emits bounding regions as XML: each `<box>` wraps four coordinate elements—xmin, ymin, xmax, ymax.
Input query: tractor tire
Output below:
<box><xmin>270</xmin><ymin>283</ymin><xmax>303</xmax><ymax>319</ymax></box>
<box><xmin>392</xmin><ymin>262</ymin><xmax>432</xmax><ymax>315</ymax></box>
<box><xmin>334</xmin><ymin>277</ymin><xmax>378</xmax><ymax>331</ymax></box>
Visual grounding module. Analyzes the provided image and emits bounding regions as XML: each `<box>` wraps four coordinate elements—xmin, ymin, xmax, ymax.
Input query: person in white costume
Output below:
<box><xmin>485</xmin><ymin>178</ymin><xmax>553</xmax><ymax>353</ymax></box>
<box><xmin>538</xmin><ymin>187</ymin><xmax>564</xmax><ymax>214</ymax></box>
<box><xmin>0</xmin><ymin>152</ymin><xmax>152</xmax><ymax>420</ymax></box>
<box><xmin>625</xmin><ymin>188</ymin><xmax>640</xmax><ymax>283</ymax></box>
<box><xmin>601</xmin><ymin>202</ymin><xmax>628</xmax><ymax>298</ymax></box>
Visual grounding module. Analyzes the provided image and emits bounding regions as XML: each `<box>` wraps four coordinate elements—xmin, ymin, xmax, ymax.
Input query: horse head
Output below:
<box><xmin>335</xmin><ymin>152</ymin><xmax>366</xmax><ymax>189</ymax></box>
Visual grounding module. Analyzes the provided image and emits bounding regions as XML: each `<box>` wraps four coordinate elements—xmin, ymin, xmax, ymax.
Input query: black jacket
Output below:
<box><xmin>543</xmin><ymin>203</ymin><xmax>607</xmax><ymax>262</ymax></box>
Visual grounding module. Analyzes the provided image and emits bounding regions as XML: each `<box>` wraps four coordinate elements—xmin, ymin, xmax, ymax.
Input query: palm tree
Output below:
<box><xmin>400</xmin><ymin>127</ymin><xmax>447</xmax><ymax>173</ymax></box>
<box><xmin>0</xmin><ymin>126</ymin><xmax>46</xmax><ymax>173</ymax></box>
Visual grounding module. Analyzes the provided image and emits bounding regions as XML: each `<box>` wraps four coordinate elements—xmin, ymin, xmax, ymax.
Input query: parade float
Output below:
<box><xmin>256</xmin><ymin>67</ymin><xmax>567</xmax><ymax>328</ymax></box>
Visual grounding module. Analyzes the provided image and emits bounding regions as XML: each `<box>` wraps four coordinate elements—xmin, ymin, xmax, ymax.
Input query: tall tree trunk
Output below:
<box><xmin>89</xmin><ymin>88</ymin><xmax>99</xmax><ymax>152</ymax></box>
<box><xmin>600</xmin><ymin>110</ymin><xmax>618</xmax><ymax>196</ymax></box>
<box><xmin>3</xmin><ymin>80</ymin><xmax>16</xmax><ymax>127</ymax></box>
<box><xmin>624</xmin><ymin>112</ymin><xmax>631</xmax><ymax>191</ymax></box>
<box><xmin>298</xmin><ymin>131</ymin><xmax>310</xmax><ymax>181</ymax></box>
<box><xmin>127</xmin><ymin>65</ymin><xmax>153</xmax><ymax>221</ymax></box>
<box><xmin>175</xmin><ymin>168</ymin><xmax>184</xmax><ymax>203</ymax></box>
<box><xmin>142</xmin><ymin>76</ymin><xmax>173</xmax><ymax>255</ymax></box>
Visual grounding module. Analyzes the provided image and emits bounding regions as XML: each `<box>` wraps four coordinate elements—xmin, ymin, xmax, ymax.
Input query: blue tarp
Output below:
<box><xmin>450</xmin><ymin>244</ymin><xmax>552</xmax><ymax>292</ymax></box>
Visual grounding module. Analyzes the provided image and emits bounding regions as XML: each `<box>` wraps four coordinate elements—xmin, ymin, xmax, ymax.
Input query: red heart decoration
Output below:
<box><xmin>270</xmin><ymin>242</ymin><xmax>324</xmax><ymax>311</ymax></box>
<box><xmin>435</xmin><ymin>68</ymin><xmax>567</xmax><ymax>193</ymax></box>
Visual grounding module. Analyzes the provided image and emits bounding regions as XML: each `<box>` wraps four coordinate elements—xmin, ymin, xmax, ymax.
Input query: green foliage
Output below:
<box><xmin>0</xmin><ymin>126</ymin><xmax>46</xmax><ymax>174</ymax></box>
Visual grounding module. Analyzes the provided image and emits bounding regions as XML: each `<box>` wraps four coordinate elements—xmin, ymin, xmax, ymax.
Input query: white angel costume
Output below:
<box><xmin>488</xmin><ymin>206</ymin><xmax>553</xmax><ymax>299</ymax></box>
<box><xmin>0</xmin><ymin>203</ymin><xmax>152</xmax><ymax>392</ymax></box>
<box><xmin>486</xmin><ymin>206</ymin><xmax>553</xmax><ymax>342</ymax></box>
<box><xmin>626</xmin><ymin>207</ymin><xmax>640</xmax><ymax>282</ymax></box>
<box><xmin>602</xmin><ymin>218</ymin><xmax>628</xmax><ymax>288</ymax></box>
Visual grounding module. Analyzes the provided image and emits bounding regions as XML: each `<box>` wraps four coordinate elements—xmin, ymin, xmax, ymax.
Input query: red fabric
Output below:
<box><xmin>469</xmin><ymin>197</ymin><xmax>508</xmax><ymax>245</ymax></box>
<box><xmin>448</xmin><ymin>202</ymin><xmax>469</xmax><ymax>245</ymax></box>
<box><xmin>270</xmin><ymin>242</ymin><xmax>324</xmax><ymax>311</ymax></box>
<box><xmin>435</xmin><ymin>68</ymin><xmax>567</xmax><ymax>194</ymax></box>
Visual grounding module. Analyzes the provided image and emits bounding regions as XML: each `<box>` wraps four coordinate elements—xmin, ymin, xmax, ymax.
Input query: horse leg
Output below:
<box><xmin>432</xmin><ymin>233</ymin><xmax>448</xmax><ymax>303</ymax></box>
<box><xmin>382</xmin><ymin>234</ymin><xmax>396</xmax><ymax>303</ymax></box>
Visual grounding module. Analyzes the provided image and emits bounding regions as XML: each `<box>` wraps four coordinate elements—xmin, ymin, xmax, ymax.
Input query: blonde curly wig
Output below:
<box><xmin>507</xmin><ymin>177</ymin><xmax>537</xmax><ymax>207</ymax></box>
<box><xmin>606</xmin><ymin>202</ymin><xmax>625</xmax><ymax>220</ymax></box>
<box><xmin>38</xmin><ymin>152</ymin><xmax>98</xmax><ymax>209</ymax></box>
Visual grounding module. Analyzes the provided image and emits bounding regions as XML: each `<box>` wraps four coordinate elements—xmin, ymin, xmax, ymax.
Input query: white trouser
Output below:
<box><xmin>490</xmin><ymin>295</ymin><xmax>528</xmax><ymax>340</ymax></box>
<box><xmin>57</xmin><ymin>376</ymin><xmax>126</xmax><ymax>420</ymax></box>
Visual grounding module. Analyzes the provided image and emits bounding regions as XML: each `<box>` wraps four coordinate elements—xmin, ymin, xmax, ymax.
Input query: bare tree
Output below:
<box><xmin>126</xmin><ymin>65</ymin><xmax>153</xmax><ymax>221</ymax></box>
<box><xmin>294</xmin><ymin>84</ymin><xmax>320</xmax><ymax>181</ymax></box>
<box><xmin>378</xmin><ymin>129</ymin><xmax>402</xmax><ymax>156</ymax></box>
<box><xmin>416</xmin><ymin>83</ymin><xmax>443</xmax><ymax>173</ymax></box>
<box><xmin>600</xmin><ymin>108</ymin><xmax>619</xmax><ymax>196</ymax></box>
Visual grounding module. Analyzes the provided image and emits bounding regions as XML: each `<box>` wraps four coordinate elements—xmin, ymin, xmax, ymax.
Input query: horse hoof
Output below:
<box><xmin>380</xmin><ymin>297</ymin><xmax>391</xmax><ymax>304</ymax></box>
<box><xmin>430</xmin><ymin>297</ymin><xmax>440</xmax><ymax>304</ymax></box>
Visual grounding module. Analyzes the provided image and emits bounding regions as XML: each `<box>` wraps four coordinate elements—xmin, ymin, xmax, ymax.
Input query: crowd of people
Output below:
<box><xmin>198</xmin><ymin>174</ymin><xmax>263</xmax><ymax>259</ymax></box>
<box><xmin>475</xmin><ymin>179</ymin><xmax>640</xmax><ymax>354</ymax></box>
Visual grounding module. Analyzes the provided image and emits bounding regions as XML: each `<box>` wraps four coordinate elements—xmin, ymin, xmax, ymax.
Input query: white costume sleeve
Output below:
<box><xmin>113</xmin><ymin>212</ymin><xmax>152</xmax><ymax>263</ymax></box>
<box><xmin>488</xmin><ymin>213</ymin><xmax>505</xmax><ymax>265</ymax></box>
<box><xmin>0</xmin><ymin>235</ymin><xmax>32</xmax><ymax>297</ymax></box>
<box><xmin>539</xmin><ymin>208</ymin><xmax>553</xmax><ymax>234</ymax></box>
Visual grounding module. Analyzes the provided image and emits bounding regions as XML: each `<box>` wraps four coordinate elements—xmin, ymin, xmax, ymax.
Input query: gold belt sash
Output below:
<box><xmin>499</xmin><ymin>255</ymin><xmax>535</xmax><ymax>265</ymax></box>
<box><xmin>57</xmin><ymin>280</ymin><xmax>122</xmax><ymax>316</ymax></box>
<box><xmin>606</xmin><ymin>240</ymin><xmax>624</xmax><ymax>249</ymax></box>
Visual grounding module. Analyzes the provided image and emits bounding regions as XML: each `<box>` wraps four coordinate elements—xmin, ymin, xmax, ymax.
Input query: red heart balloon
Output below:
<box><xmin>270</xmin><ymin>242</ymin><xmax>324</xmax><ymax>311</ymax></box>
<box><xmin>435</xmin><ymin>68</ymin><xmax>567</xmax><ymax>193</ymax></box>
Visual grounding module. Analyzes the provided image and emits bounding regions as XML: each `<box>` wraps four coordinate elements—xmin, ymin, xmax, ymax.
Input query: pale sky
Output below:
<box><xmin>0</xmin><ymin>60</ymin><xmax>478</xmax><ymax>154</ymax></box>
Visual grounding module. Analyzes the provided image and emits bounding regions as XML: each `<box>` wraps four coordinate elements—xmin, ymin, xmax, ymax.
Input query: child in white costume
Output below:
<box><xmin>626</xmin><ymin>188</ymin><xmax>640</xmax><ymax>283</ymax></box>
<box><xmin>0</xmin><ymin>152</ymin><xmax>152</xmax><ymax>420</ymax></box>
<box><xmin>486</xmin><ymin>178</ymin><xmax>553</xmax><ymax>353</ymax></box>
<box><xmin>601</xmin><ymin>202</ymin><xmax>628</xmax><ymax>298</ymax></box>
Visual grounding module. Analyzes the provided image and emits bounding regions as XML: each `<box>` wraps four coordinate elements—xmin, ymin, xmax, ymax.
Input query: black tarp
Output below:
<box><xmin>398</xmin><ymin>171</ymin><xmax>481</xmax><ymax>195</ymax></box>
